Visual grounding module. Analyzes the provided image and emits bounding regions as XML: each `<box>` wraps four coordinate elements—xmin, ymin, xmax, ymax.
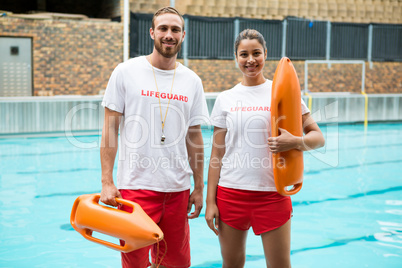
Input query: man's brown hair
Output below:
<box><xmin>152</xmin><ymin>7</ymin><xmax>185</xmax><ymax>31</ymax></box>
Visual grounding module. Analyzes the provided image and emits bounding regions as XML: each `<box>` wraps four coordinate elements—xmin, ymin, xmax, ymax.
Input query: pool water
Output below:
<box><xmin>0</xmin><ymin>123</ymin><xmax>401</xmax><ymax>267</ymax></box>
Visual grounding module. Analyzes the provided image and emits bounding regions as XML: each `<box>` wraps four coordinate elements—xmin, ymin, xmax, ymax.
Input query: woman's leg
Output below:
<box><xmin>260</xmin><ymin>219</ymin><xmax>291</xmax><ymax>268</ymax></box>
<box><xmin>219</xmin><ymin>221</ymin><xmax>248</xmax><ymax>268</ymax></box>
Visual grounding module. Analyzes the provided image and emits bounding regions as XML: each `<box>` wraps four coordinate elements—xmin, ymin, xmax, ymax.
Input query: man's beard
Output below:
<box><xmin>154</xmin><ymin>39</ymin><xmax>182</xmax><ymax>58</ymax></box>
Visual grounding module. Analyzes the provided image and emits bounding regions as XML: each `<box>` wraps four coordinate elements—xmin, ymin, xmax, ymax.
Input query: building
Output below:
<box><xmin>0</xmin><ymin>0</ymin><xmax>401</xmax><ymax>97</ymax></box>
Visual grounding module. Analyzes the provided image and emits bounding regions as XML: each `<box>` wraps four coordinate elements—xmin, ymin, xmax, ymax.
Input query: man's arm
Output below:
<box><xmin>100</xmin><ymin>107</ymin><xmax>123</xmax><ymax>206</ymax></box>
<box><xmin>186</xmin><ymin>125</ymin><xmax>204</xmax><ymax>219</ymax></box>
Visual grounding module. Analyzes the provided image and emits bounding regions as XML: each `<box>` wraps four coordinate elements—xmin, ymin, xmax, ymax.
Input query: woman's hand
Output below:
<box><xmin>267</xmin><ymin>127</ymin><xmax>300</xmax><ymax>153</ymax></box>
<box><xmin>205</xmin><ymin>203</ymin><xmax>220</xmax><ymax>235</ymax></box>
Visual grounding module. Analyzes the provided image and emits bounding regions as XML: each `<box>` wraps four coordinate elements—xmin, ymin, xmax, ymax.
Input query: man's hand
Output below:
<box><xmin>100</xmin><ymin>181</ymin><xmax>122</xmax><ymax>207</ymax></box>
<box><xmin>187</xmin><ymin>188</ymin><xmax>203</xmax><ymax>219</ymax></box>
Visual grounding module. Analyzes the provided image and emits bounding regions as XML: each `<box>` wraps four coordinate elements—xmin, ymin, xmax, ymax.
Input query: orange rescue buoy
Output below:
<box><xmin>70</xmin><ymin>193</ymin><xmax>163</xmax><ymax>253</ymax></box>
<box><xmin>270</xmin><ymin>57</ymin><xmax>304</xmax><ymax>196</ymax></box>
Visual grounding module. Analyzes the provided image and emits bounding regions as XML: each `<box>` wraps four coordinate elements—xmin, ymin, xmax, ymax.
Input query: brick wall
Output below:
<box><xmin>0</xmin><ymin>0</ymin><xmax>121</xmax><ymax>19</ymax></box>
<box><xmin>0</xmin><ymin>17</ymin><xmax>123</xmax><ymax>96</ymax></box>
<box><xmin>130</xmin><ymin>0</ymin><xmax>402</xmax><ymax>24</ymax></box>
<box><xmin>295</xmin><ymin>61</ymin><xmax>402</xmax><ymax>94</ymax></box>
<box><xmin>129</xmin><ymin>0</ymin><xmax>169</xmax><ymax>14</ymax></box>
<box><xmin>126</xmin><ymin>1</ymin><xmax>401</xmax><ymax>95</ymax></box>
<box><xmin>1</xmin><ymin>16</ymin><xmax>400</xmax><ymax>96</ymax></box>
<box><xmin>184</xmin><ymin>59</ymin><xmax>402</xmax><ymax>94</ymax></box>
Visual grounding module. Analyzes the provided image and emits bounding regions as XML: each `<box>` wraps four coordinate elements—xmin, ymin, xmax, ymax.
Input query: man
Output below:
<box><xmin>100</xmin><ymin>7</ymin><xmax>208</xmax><ymax>268</ymax></box>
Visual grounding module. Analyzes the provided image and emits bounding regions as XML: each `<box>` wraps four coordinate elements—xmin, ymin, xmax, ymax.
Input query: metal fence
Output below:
<box><xmin>130</xmin><ymin>13</ymin><xmax>402</xmax><ymax>62</ymax></box>
<box><xmin>239</xmin><ymin>18</ymin><xmax>283</xmax><ymax>60</ymax></box>
<box><xmin>286</xmin><ymin>18</ymin><xmax>328</xmax><ymax>60</ymax></box>
<box><xmin>372</xmin><ymin>24</ymin><xmax>402</xmax><ymax>61</ymax></box>
<box><xmin>330</xmin><ymin>23</ymin><xmax>368</xmax><ymax>60</ymax></box>
<box><xmin>186</xmin><ymin>15</ymin><xmax>234</xmax><ymax>59</ymax></box>
<box><xmin>130</xmin><ymin>13</ymin><xmax>154</xmax><ymax>57</ymax></box>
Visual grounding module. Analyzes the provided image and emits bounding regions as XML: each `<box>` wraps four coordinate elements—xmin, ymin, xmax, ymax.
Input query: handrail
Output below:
<box><xmin>304</xmin><ymin>91</ymin><xmax>313</xmax><ymax>111</ymax></box>
<box><xmin>361</xmin><ymin>91</ymin><xmax>368</xmax><ymax>130</ymax></box>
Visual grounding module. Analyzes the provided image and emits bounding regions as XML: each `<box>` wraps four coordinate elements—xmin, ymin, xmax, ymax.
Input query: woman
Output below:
<box><xmin>205</xmin><ymin>29</ymin><xmax>325</xmax><ymax>268</ymax></box>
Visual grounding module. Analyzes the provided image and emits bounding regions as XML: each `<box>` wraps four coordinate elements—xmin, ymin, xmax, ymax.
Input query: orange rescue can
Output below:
<box><xmin>271</xmin><ymin>57</ymin><xmax>304</xmax><ymax>196</ymax></box>
<box><xmin>70</xmin><ymin>193</ymin><xmax>163</xmax><ymax>253</ymax></box>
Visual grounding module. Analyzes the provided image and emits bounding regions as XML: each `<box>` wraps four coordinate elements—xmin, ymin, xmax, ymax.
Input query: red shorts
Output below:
<box><xmin>216</xmin><ymin>186</ymin><xmax>292</xmax><ymax>235</ymax></box>
<box><xmin>119</xmin><ymin>189</ymin><xmax>191</xmax><ymax>268</ymax></box>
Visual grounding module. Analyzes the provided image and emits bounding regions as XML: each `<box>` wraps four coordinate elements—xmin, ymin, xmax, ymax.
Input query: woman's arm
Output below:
<box><xmin>205</xmin><ymin>126</ymin><xmax>227</xmax><ymax>235</ymax></box>
<box><xmin>268</xmin><ymin>112</ymin><xmax>325</xmax><ymax>153</ymax></box>
<box><xmin>298</xmin><ymin>113</ymin><xmax>325</xmax><ymax>151</ymax></box>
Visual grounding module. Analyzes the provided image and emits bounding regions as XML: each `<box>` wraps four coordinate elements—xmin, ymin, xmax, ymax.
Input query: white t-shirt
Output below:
<box><xmin>102</xmin><ymin>56</ymin><xmax>209</xmax><ymax>192</ymax></box>
<box><xmin>210</xmin><ymin>80</ymin><xmax>309</xmax><ymax>192</ymax></box>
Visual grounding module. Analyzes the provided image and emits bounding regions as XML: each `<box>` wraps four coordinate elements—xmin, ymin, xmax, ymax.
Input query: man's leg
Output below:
<box><xmin>119</xmin><ymin>189</ymin><xmax>164</xmax><ymax>268</ymax></box>
<box><xmin>151</xmin><ymin>190</ymin><xmax>191</xmax><ymax>268</ymax></box>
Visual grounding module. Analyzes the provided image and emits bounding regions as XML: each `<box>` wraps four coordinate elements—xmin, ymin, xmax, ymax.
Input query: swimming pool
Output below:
<box><xmin>0</xmin><ymin>123</ymin><xmax>401</xmax><ymax>267</ymax></box>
